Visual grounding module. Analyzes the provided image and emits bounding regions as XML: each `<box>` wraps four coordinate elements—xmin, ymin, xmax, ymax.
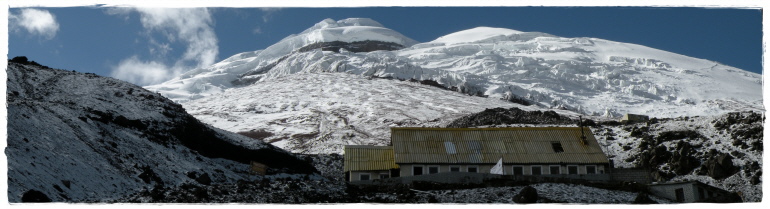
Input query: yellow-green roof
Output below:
<box><xmin>391</xmin><ymin>127</ymin><xmax>609</xmax><ymax>164</ymax></box>
<box><xmin>343</xmin><ymin>145</ymin><xmax>399</xmax><ymax>172</ymax></box>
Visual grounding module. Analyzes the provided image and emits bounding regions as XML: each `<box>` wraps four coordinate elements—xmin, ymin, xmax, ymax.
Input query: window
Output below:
<box><xmin>512</xmin><ymin>166</ymin><xmax>524</xmax><ymax>175</ymax></box>
<box><xmin>428</xmin><ymin>166</ymin><xmax>439</xmax><ymax>174</ymax></box>
<box><xmin>550</xmin><ymin>166</ymin><xmax>560</xmax><ymax>175</ymax></box>
<box><xmin>468</xmin><ymin>141</ymin><xmax>482</xmax><ymax>153</ymax></box>
<box><xmin>379</xmin><ymin>173</ymin><xmax>389</xmax><ymax>179</ymax></box>
<box><xmin>531</xmin><ymin>166</ymin><xmax>542</xmax><ymax>175</ymax></box>
<box><xmin>586</xmin><ymin>165</ymin><xmax>596</xmax><ymax>174</ymax></box>
<box><xmin>450</xmin><ymin>166</ymin><xmax>461</xmax><ymax>172</ymax></box>
<box><xmin>551</xmin><ymin>142</ymin><xmax>564</xmax><ymax>153</ymax></box>
<box><xmin>467</xmin><ymin>166</ymin><xmax>478</xmax><ymax>173</ymax></box>
<box><xmin>444</xmin><ymin>141</ymin><xmax>456</xmax><ymax>154</ymax></box>
<box><xmin>360</xmin><ymin>173</ymin><xmax>370</xmax><ymax>181</ymax></box>
<box><xmin>413</xmin><ymin>166</ymin><xmax>423</xmax><ymax>176</ymax></box>
<box><xmin>567</xmin><ymin>165</ymin><xmax>578</xmax><ymax>175</ymax></box>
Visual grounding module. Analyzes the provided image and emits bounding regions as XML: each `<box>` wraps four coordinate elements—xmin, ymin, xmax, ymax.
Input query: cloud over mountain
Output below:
<box><xmin>108</xmin><ymin>8</ymin><xmax>218</xmax><ymax>86</ymax></box>
<box><xmin>9</xmin><ymin>8</ymin><xmax>60</xmax><ymax>40</ymax></box>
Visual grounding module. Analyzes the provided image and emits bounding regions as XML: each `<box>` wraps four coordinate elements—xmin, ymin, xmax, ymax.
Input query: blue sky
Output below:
<box><xmin>7</xmin><ymin>7</ymin><xmax>763</xmax><ymax>85</ymax></box>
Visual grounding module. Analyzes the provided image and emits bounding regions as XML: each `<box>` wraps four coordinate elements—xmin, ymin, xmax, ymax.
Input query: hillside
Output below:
<box><xmin>6</xmin><ymin>58</ymin><xmax>315</xmax><ymax>202</ymax></box>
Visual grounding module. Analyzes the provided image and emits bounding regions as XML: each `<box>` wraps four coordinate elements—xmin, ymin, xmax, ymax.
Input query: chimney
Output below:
<box><xmin>579</xmin><ymin>116</ymin><xmax>588</xmax><ymax>145</ymax></box>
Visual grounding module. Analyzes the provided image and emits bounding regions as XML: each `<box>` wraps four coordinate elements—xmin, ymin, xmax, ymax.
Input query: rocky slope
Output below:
<box><xmin>447</xmin><ymin>107</ymin><xmax>763</xmax><ymax>202</ymax></box>
<box><xmin>6</xmin><ymin>57</ymin><xmax>315</xmax><ymax>202</ymax></box>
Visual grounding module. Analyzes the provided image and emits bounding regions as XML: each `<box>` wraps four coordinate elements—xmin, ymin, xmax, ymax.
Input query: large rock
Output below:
<box><xmin>512</xmin><ymin>186</ymin><xmax>538</xmax><ymax>203</ymax></box>
<box><xmin>632</xmin><ymin>192</ymin><xmax>658</xmax><ymax>204</ymax></box>
<box><xmin>21</xmin><ymin>190</ymin><xmax>52</xmax><ymax>202</ymax></box>
<box><xmin>671</xmin><ymin>141</ymin><xmax>700</xmax><ymax>175</ymax></box>
<box><xmin>705</xmin><ymin>153</ymin><xmax>739</xmax><ymax>179</ymax></box>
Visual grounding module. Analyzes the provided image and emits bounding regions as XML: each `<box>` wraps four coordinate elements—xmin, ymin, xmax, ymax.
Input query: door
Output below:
<box><xmin>675</xmin><ymin>188</ymin><xmax>685</xmax><ymax>202</ymax></box>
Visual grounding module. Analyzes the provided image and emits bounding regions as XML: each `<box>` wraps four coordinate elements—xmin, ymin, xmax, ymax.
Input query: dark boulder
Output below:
<box><xmin>632</xmin><ymin>192</ymin><xmax>658</xmax><ymax>204</ymax></box>
<box><xmin>21</xmin><ymin>190</ymin><xmax>52</xmax><ymax>202</ymax></box>
<box><xmin>750</xmin><ymin>172</ymin><xmax>761</xmax><ymax>185</ymax></box>
<box><xmin>195</xmin><ymin>173</ymin><xmax>212</xmax><ymax>185</ymax></box>
<box><xmin>670</xmin><ymin>141</ymin><xmax>700</xmax><ymax>175</ymax></box>
<box><xmin>512</xmin><ymin>186</ymin><xmax>538</xmax><ymax>203</ymax></box>
<box><xmin>704</xmin><ymin>152</ymin><xmax>739</xmax><ymax>180</ymax></box>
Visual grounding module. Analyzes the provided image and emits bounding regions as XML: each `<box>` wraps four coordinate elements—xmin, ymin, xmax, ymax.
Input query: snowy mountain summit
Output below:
<box><xmin>144</xmin><ymin>18</ymin><xmax>762</xmax><ymax>153</ymax></box>
<box><xmin>147</xmin><ymin>18</ymin><xmax>762</xmax><ymax>118</ymax></box>
<box><xmin>146</xmin><ymin>18</ymin><xmax>417</xmax><ymax>100</ymax></box>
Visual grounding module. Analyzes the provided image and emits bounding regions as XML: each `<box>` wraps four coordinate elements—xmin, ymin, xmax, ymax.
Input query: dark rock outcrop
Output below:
<box><xmin>297</xmin><ymin>40</ymin><xmax>406</xmax><ymax>53</ymax></box>
<box><xmin>447</xmin><ymin>107</ymin><xmax>574</xmax><ymax>128</ymax></box>
<box><xmin>195</xmin><ymin>173</ymin><xmax>212</xmax><ymax>186</ymax></box>
<box><xmin>512</xmin><ymin>186</ymin><xmax>538</xmax><ymax>203</ymax></box>
<box><xmin>632</xmin><ymin>192</ymin><xmax>658</xmax><ymax>204</ymax></box>
<box><xmin>21</xmin><ymin>190</ymin><xmax>52</xmax><ymax>202</ymax></box>
<box><xmin>702</xmin><ymin>152</ymin><xmax>739</xmax><ymax>180</ymax></box>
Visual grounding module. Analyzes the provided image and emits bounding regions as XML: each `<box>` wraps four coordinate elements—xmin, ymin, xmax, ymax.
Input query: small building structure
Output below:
<box><xmin>620</xmin><ymin>114</ymin><xmax>649</xmax><ymax>123</ymax></box>
<box><xmin>343</xmin><ymin>145</ymin><xmax>399</xmax><ymax>181</ymax></box>
<box><xmin>250</xmin><ymin>161</ymin><xmax>267</xmax><ymax>175</ymax></box>
<box><xmin>647</xmin><ymin>181</ymin><xmax>739</xmax><ymax>203</ymax></box>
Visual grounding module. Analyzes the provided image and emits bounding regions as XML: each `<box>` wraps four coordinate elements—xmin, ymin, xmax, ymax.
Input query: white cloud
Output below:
<box><xmin>9</xmin><ymin>8</ymin><xmax>60</xmax><ymax>40</ymax></box>
<box><xmin>134</xmin><ymin>8</ymin><xmax>218</xmax><ymax>68</ymax></box>
<box><xmin>110</xmin><ymin>56</ymin><xmax>176</xmax><ymax>86</ymax></box>
<box><xmin>109</xmin><ymin>8</ymin><xmax>219</xmax><ymax>86</ymax></box>
<box><xmin>259</xmin><ymin>7</ymin><xmax>281</xmax><ymax>22</ymax></box>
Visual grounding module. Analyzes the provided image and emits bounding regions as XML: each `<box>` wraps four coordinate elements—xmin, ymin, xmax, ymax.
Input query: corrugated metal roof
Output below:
<box><xmin>343</xmin><ymin>145</ymin><xmax>399</xmax><ymax>172</ymax></box>
<box><xmin>391</xmin><ymin>127</ymin><xmax>609</xmax><ymax>164</ymax></box>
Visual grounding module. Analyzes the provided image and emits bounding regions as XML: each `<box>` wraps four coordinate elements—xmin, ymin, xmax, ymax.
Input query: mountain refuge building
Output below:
<box><xmin>620</xmin><ymin>113</ymin><xmax>650</xmax><ymax>123</ymax></box>
<box><xmin>343</xmin><ymin>127</ymin><xmax>611</xmax><ymax>182</ymax></box>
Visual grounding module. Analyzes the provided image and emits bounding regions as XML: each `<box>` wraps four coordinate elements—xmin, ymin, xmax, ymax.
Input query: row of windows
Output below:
<box><xmin>359</xmin><ymin>173</ymin><xmax>389</xmax><ymax>181</ymax></box>
<box><xmin>413</xmin><ymin>165</ymin><xmax>478</xmax><ymax>176</ymax></box>
<box><xmin>521</xmin><ymin>165</ymin><xmax>598</xmax><ymax>175</ymax></box>
<box><xmin>411</xmin><ymin>165</ymin><xmax>600</xmax><ymax>176</ymax></box>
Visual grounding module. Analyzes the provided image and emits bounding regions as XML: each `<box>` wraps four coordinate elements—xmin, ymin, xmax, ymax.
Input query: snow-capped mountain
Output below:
<box><xmin>144</xmin><ymin>18</ymin><xmax>762</xmax><ymax>153</ymax></box>
<box><xmin>6</xmin><ymin>58</ymin><xmax>315</xmax><ymax>202</ymax></box>
<box><xmin>146</xmin><ymin>18</ymin><xmax>762</xmax><ymax>118</ymax></box>
<box><xmin>146</xmin><ymin>18</ymin><xmax>418</xmax><ymax>101</ymax></box>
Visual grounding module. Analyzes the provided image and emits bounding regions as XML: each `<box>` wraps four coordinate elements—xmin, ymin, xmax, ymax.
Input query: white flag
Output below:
<box><xmin>490</xmin><ymin>158</ymin><xmax>504</xmax><ymax>175</ymax></box>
